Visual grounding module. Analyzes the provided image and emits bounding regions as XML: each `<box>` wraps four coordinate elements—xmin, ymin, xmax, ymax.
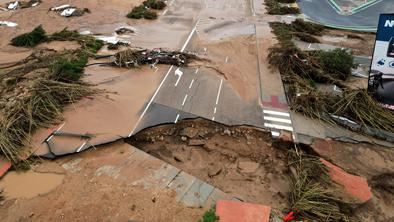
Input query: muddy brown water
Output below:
<box><xmin>0</xmin><ymin>171</ymin><xmax>64</xmax><ymax>199</ymax></box>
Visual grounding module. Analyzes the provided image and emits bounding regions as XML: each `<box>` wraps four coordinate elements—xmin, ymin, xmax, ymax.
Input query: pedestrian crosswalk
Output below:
<box><xmin>262</xmin><ymin>109</ymin><xmax>293</xmax><ymax>137</ymax></box>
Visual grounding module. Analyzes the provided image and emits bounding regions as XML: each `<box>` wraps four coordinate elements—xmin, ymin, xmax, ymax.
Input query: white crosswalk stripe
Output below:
<box><xmin>262</xmin><ymin>109</ymin><xmax>293</xmax><ymax>133</ymax></box>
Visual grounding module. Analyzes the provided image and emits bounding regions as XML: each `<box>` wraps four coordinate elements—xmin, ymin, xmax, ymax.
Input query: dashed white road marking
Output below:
<box><xmin>77</xmin><ymin>141</ymin><xmax>88</xmax><ymax>153</ymax></box>
<box><xmin>162</xmin><ymin>9</ymin><xmax>168</xmax><ymax>15</ymax></box>
<box><xmin>174</xmin><ymin>114</ymin><xmax>180</xmax><ymax>123</ymax></box>
<box><xmin>308</xmin><ymin>43</ymin><xmax>312</xmax><ymax>49</ymax></box>
<box><xmin>264</xmin><ymin>123</ymin><xmax>293</xmax><ymax>132</ymax></box>
<box><xmin>182</xmin><ymin>94</ymin><xmax>188</xmax><ymax>106</ymax></box>
<box><xmin>263</xmin><ymin>109</ymin><xmax>290</xmax><ymax>117</ymax></box>
<box><xmin>212</xmin><ymin>116</ymin><xmax>215</xmax><ymax>121</ymax></box>
<box><xmin>189</xmin><ymin>79</ymin><xmax>195</xmax><ymax>89</ymax></box>
<box><xmin>214</xmin><ymin>107</ymin><xmax>217</xmax><ymax>114</ymax></box>
<box><xmin>225</xmin><ymin>56</ymin><xmax>229</xmax><ymax>63</ymax></box>
<box><xmin>195</xmin><ymin>68</ymin><xmax>199</xmax><ymax>74</ymax></box>
<box><xmin>264</xmin><ymin>116</ymin><xmax>292</xmax><ymax>124</ymax></box>
<box><xmin>215</xmin><ymin>78</ymin><xmax>223</xmax><ymax>105</ymax></box>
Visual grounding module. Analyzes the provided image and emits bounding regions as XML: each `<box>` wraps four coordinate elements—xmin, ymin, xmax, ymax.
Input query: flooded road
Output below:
<box><xmin>0</xmin><ymin>171</ymin><xmax>64</xmax><ymax>199</ymax></box>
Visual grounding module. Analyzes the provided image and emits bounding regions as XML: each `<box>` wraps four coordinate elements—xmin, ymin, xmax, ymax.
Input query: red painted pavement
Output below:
<box><xmin>0</xmin><ymin>161</ymin><xmax>11</xmax><ymax>178</ymax></box>
<box><xmin>320</xmin><ymin>158</ymin><xmax>372</xmax><ymax>203</ymax></box>
<box><xmin>216</xmin><ymin>200</ymin><xmax>271</xmax><ymax>222</ymax></box>
<box><xmin>262</xmin><ymin>95</ymin><xmax>288</xmax><ymax>109</ymax></box>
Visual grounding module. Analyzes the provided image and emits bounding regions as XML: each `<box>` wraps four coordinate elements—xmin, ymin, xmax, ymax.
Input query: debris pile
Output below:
<box><xmin>50</xmin><ymin>4</ymin><xmax>90</xmax><ymax>17</ymax></box>
<box><xmin>4</xmin><ymin>0</ymin><xmax>40</xmax><ymax>10</ymax></box>
<box><xmin>111</xmin><ymin>48</ymin><xmax>198</xmax><ymax>68</ymax></box>
<box><xmin>265</xmin><ymin>0</ymin><xmax>300</xmax><ymax>15</ymax></box>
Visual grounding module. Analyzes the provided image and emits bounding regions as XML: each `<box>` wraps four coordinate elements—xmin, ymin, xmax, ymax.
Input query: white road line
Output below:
<box><xmin>162</xmin><ymin>9</ymin><xmax>168</xmax><ymax>15</ymax></box>
<box><xmin>195</xmin><ymin>68</ymin><xmax>199</xmax><ymax>74</ymax></box>
<box><xmin>214</xmin><ymin>107</ymin><xmax>217</xmax><ymax>114</ymax></box>
<box><xmin>308</xmin><ymin>43</ymin><xmax>312</xmax><ymax>49</ymax></box>
<box><xmin>189</xmin><ymin>79</ymin><xmax>195</xmax><ymax>89</ymax></box>
<box><xmin>174</xmin><ymin>68</ymin><xmax>183</xmax><ymax>86</ymax></box>
<box><xmin>181</xmin><ymin>26</ymin><xmax>196</xmax><ymax>52</ymax></box>
<box><xmin>263</xmin><ymin>109</ymin><xmax>290</xmax><ymax>117</ymax></box>
<box><xmin>264</xmin><ymin>123</ymin><xmax>293</xmax><ymax>132</ymax></box>
<box><xmin>264</xmin><ymin>116</ymin><xmax>292</xmax><ymax>124</ymax></box>
<box><xmin>212</xmin><ymin>116</ymin><xmax>215</xmax><ymax>121</ymax></box>
<box><xmin>182</xmin><ymin>94</ymin><xmax>188</xmax><ymax>106</ymax></box>
<box><xmin>77</xmin><ymin>141</ymin><xmax>88</xmax><ymax>153</ymax></box>
<box><xmin>46</xmin><ymin>122</ymin><xmax>66</xmax><ymax>142</ymax></box>
<box><xmin>174</xmin><ymin>114</ymin><xmax>180</xmax><ymax>123</ymax></box>
<box><xmin>225</xmin><ymin>56</ymin><xmax>228</xmax><ymax>63</ymax></box>
<box><xmin>215</xmin><ymin>78</ymin><xmax>223</xmax><ymax>105</ymax></box>
<box><xmin>128</xmin><ymin>66</ymin><xmax>174</xmax><ymax>137</ymax></box>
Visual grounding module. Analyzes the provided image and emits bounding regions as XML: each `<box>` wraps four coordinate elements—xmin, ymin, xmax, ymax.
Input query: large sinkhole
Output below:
<box><xmin>126</xmin><ymin>118</ymin><xmax>291</xmax><ymax>210</ymax></box>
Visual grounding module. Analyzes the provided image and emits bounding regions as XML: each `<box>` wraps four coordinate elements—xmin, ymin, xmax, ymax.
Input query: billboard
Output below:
<box><xmin>368</xmin><ymin>14</ymin><xmax>394</xmax><ymax>110</ymax></box>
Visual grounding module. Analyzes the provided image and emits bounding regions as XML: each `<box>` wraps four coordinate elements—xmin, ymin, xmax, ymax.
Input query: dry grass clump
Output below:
<box><xmin>265</xmin><ymin>0</ymin><xmax>300</xmax><ymax>15</ymax></box>
<box><xmin>0</xmin><ymin>49</ymin><xmax>97</xmax><ymax>162</ymax></box>
<box><xmin>288</xmin><ymin>149</ymin><xmax>349</xmax><ymax>221</ymax></box>
<box><xmin>291</xmin><ymin>88</ymin><xmax>394</xmax><ymax>133</ymax></box>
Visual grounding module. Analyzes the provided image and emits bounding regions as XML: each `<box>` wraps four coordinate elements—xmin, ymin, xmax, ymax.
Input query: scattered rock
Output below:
<box><xmin>188</xmin><ymin>139</ymin><xmax>205</xmax><ymax>146</ymax></box>
<box><xmin>180</xmin><ymin>136</ymin><xmax>187</xmax><ymax>142</ymax></box>
<box><xmin>223</xmin><ymin>129</ymin><xmax>231</xmax><ymax>136</ymax></box>
<box><xmin>179</xmin><ymin>127</ymin><xmax>198</xmax><ymax>138</ymax></box>
<box><xmin>238</xmin><ymin>161</ymin><xmax>259</xmax><ymax>174</ymax></box>
<box><xmin>173</xmin><ymin>153</ymin><xmax>185</xmax><ymax>162</ymax></box>
<box><xmin>208</xmin><ymin>164</ymin><xmax>222</xmax><ymax>177</ymax></box>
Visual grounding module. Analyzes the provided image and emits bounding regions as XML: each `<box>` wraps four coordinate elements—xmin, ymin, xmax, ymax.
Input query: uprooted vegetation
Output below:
<box><xmin>265</xmin><ymin>0</ymin><xmax>300</xmax><ymax>15</ymax></box>
<box><xmin>127</xmin><ymin>0</ymin><xmax>166</xmax><ymax>20</ymax></box>
<box><xmin>11</xmin><ymin>26</ymin><xmax>103</xmax><ymax>53</ymax></box>
<box><xmin>270</xmin><ymin>19</ymin><xmax>325</xmax><ymax>43</ymax></box>
<box><xmin>110</xmin><ymin>48</ymin><xmax>200</xmax><ymax>67</ymax></box>
<box><xmin>288</xmin><ymin>149</ymin><xmax>350</xmax><ymax>221</ymax></box>
<box><xmin>268</xmin><ymin>21</ymin><xmax>394</xmax><ymax>139</ymax></box>
<box><xmin>1</xmin><ymin>38</ymin><xmax>102</xmax><ymax>162</ymax></box>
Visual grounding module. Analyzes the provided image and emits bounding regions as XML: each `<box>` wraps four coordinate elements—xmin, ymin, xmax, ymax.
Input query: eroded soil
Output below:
<box><xmin>127</xmin><ymin>118</ymin><xmax>291</xmax><ymax>211</ymax></box>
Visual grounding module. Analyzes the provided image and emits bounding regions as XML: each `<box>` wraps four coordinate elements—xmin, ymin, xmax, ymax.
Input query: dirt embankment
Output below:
<box><xmin>127</xmin><ymin>119</ymin><xmax>292</xmax><ymax>211</ymax></box>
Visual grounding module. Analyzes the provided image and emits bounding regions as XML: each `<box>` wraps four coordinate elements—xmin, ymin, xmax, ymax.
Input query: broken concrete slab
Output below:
<box><xmin>179</xmin><ymin>127</ymin><xmax>199</xmax><ymax>138</ymax></box>
<box><xmin>320</xmin><ymin>158</ymin><xmax>373</xmax><ymax>204</ymax></box>
<box><xmin>188</xmin><ymin>139</ymin><xmax>205</xmax><ymax>146</ymax></box>
<box><xmin>216</xmin><ymin>200</ymin><xmax>271</xmax><ymax>222</ymax></box>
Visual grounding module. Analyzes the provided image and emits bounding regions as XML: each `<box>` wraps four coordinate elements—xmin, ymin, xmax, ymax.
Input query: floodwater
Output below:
<box><xmin>0</xmin><ymin>171</ymin><xmax>64</xmax><ymax>199</ymax></box>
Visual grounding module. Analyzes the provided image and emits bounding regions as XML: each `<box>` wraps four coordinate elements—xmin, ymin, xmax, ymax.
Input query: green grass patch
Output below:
<box><xmin>50</xmin><ymin>52</ymin><xmax>88</xmax><ymax>82</ymax></box>
<box><xmin>127</xmin><ymin>5</ymin><xmax>158</xmax><ymax>20</ymax></box>
<box><xmin>312</xmin><ymin>48</ymin><xmax>354</xmax><ymax>80</ymax></box>
<box><xmin>127</xmin><ymin>5</ymin><xmax>147</xmax><ymax>19</ymax></box>
<box><xmin>198</xmin><ymin>208</ymin><xmax>219</xmax><ymax>222</ymax></box>
<box><xmin>11</xmin><ymin>25</ymin><xmax>47</xmax><ymax>47</ymax></box>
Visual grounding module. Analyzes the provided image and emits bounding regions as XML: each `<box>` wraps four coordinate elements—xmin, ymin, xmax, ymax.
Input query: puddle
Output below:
<box><xmin>0</xmin><ymin>171</ymin><xmax>64</xmax><ymax>199</ymax></box>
